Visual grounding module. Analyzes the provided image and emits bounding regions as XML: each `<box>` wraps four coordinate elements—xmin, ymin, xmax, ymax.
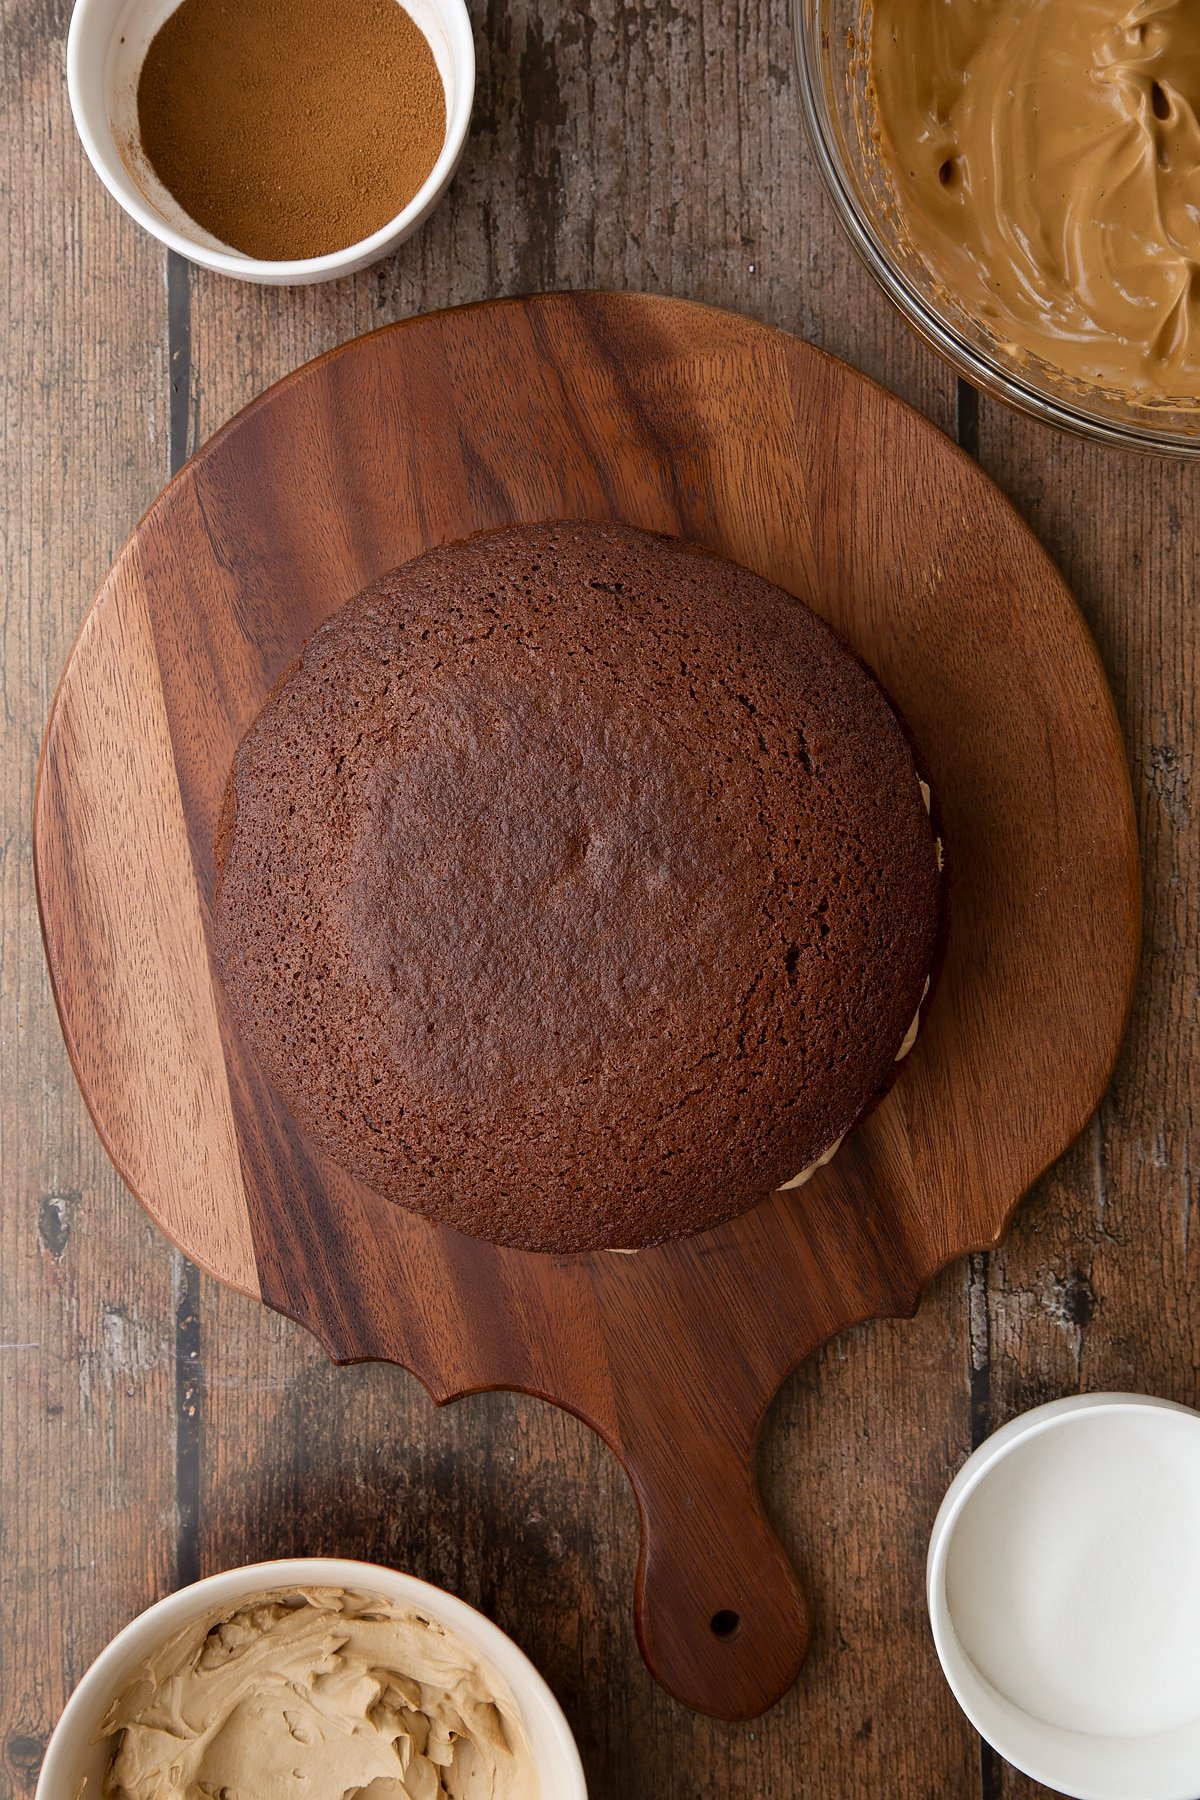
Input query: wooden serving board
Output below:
<box><xmin>35</xmin><ymin>293</ymin><xmax>1139</xmax><ymax>1720</ymax></box>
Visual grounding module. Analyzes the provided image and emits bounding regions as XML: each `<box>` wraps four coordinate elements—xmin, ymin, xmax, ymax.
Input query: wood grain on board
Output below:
<box><xmin>36</xmin><ymin>294</ymin><xmax>1138</xmax><ymax>1723</ymax></box>
<box><xmin>0</xmin><ymin>0</ymin><xmax>1190</xmax><ymax>1791</ymax></box>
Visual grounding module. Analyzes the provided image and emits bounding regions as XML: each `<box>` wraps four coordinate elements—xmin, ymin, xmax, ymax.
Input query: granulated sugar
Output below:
<box><xmin>945</xmin><ymin>1409</ymin><xmax>1200</xmax><ymax>1738</ymax></box>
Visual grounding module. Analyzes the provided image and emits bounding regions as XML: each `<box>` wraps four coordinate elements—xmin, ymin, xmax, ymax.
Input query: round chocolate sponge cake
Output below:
<box><xmin>214</xmin><ymin>522</ymin><xmax>943</xmax><ymax>1253</ymax></box>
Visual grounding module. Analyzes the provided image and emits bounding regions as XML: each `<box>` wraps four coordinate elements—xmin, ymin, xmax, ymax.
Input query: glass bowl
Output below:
<box><xmin>792</xmin><ymin>0</ymin><xmax>1200</xmax><ymax>456</ymax></box>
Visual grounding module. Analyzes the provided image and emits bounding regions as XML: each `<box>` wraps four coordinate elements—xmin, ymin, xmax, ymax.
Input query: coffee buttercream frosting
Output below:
<box><xmin>91</xmin><ymin>1588</ymin><xmax>539</xmax><ymax>1799</ymax></box>
<box><xmin>868</xmin><ymin>0</ymin><xmax>1200</xmax><ymax>402</ymax></box>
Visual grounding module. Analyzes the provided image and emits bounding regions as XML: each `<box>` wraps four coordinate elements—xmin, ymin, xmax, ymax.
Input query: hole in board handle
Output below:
<box><xmin>710</xmin><ymin>1610</ymin><xmax>741</xmax><ymax>1640</ymax></box>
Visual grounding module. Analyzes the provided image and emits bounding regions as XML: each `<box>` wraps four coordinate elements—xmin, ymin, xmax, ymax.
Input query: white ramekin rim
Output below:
<box><xmin>927</xmin><ymin>1393</ymin><xmax>1200</xmax><ymax>1800</ymax></box>
<box><xmin>36</xmin><ymin>1556</ymin><xmax>586</xmax><ymax>1797</ymax></box>
<box><xmin>66</xmin><ymin>0</ymin><xmax>476</xmax><ymax>284</ymax></box>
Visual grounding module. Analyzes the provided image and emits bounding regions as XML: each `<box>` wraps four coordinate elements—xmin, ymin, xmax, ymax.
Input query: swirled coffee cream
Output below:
<box><xmin>90</xmin><ymin>1587</ymin><xmax>539</xmax><ymax>1799</ymax></box>
<box><xmin>867</xmin><ymin>0</ymin><xmax>1200</xmax><ymax>404</ymax></box>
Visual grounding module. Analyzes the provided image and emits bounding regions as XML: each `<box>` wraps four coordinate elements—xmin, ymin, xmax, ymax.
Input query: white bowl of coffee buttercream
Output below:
<box><xmin>928</xmin><ymin>1393</ymin><xmax>1200</xmax><ymax>1800</ymax></box>
<box><xmin>36</xmin><ymin>1556</ymin><xmax>585</xmax><ymax>1797</ymax></box>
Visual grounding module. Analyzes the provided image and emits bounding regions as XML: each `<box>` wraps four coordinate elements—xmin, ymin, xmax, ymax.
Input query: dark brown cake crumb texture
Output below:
<box><xmin>214</xmin><ymin>523</ymin><xmax>943</xmax><ymax>1252</ymax></box>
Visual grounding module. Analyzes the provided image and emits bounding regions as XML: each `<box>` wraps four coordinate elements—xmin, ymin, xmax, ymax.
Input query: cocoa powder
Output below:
<box><xmin>136</xmin><ymin>0</ymin><xmax>447</xmax><ymax>262</ymax></box>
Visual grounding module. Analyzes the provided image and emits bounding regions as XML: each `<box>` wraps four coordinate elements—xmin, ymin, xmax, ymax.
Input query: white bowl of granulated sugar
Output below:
<box><xmin>928</xmin><ymin>1393</ymin><xmax>1200</xmax><ymax>1800</ymax></box>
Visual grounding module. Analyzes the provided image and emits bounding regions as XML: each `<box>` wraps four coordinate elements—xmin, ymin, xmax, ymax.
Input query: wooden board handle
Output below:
<box><xmin>625</xmin><ymin>1416</ymin><xmax>810</xmax><ymax>1719</ymax></box>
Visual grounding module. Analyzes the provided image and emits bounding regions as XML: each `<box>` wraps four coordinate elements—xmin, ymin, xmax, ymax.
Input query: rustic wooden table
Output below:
<box><xmin>1</xmin><ymin>0</ymin><xmax>1195</xmax><ymax>1794</ymax></box>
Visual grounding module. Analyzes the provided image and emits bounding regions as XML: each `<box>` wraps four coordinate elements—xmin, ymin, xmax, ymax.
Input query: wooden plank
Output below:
<box><xmin>0</xmin><ymin>3</ymin><xmax>178</xmax><ymax>1794</ymax></box>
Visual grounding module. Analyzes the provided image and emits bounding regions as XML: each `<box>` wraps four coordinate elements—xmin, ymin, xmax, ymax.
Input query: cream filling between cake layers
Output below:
<box><xmin>779</xmin><ymin>775</ymin><xmax>939</xmax><ymax>1193</ymax></box>
<box><xmin>776</xmin><ymin>974</ymin><xmax>930</xmax><ymax>1192</ymax></box>
<box><xmin>776</xmin><ymin>1132</ymin><xmax>847</xmax><ymax>1194</ymax></box>
<box><xmin>607</xmin><ymin>978</ymin><xmax>932</xmax><ymax>1244</ymax></box>
<box><xmin>608</xmin><ymin>771</ymin><xmax>940</xmax><ymax>1249</ymax></box>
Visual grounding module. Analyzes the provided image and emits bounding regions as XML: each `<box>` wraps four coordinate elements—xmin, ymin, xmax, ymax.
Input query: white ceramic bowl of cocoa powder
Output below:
<box><xmin>67</xmin><ymin>0</ymin><xmax>475</xmax><ymax>284</ymax></box>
